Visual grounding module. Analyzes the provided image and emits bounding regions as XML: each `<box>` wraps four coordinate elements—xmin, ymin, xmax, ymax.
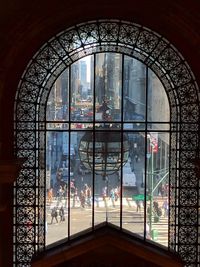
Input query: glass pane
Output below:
<box><xmin>124</xmin><ymin>123</ymin><xmax>145</xmax><ymax>130</ymax></box>
<box><xmin>46</xmin><ymin>122</ymin><xmax>69</xmax><ymax>130</ymax></box>
<box><xmin>95</xmin><ymin>123</ymin><xmax>121</xmax><ymax>129</ymax></box>
<box><xmin>95</xmin><ymin>53</ymin><xmax>122</xmax><ymax>122</ymax></box>
<box><xmin>46</xmin><ymin>131</ymin><xmax>69</xmax><ymax>245</ymax></box>
<box><xmin>147</xmin><ymin>69</ymin><xmax>170</xmax><ymax>122</ymax></box>
<box><xmin>147</xmin><ymin>123</ymin><xmax>170</xmax><ymax>131</ymax></box>
<box><xmin>71</xmin><ymin>55</ymin><xmax>93</xmax><ymax>122</ymax></box>
<box><xmin>71</xmin><ymin>123</ymin><xmax>93</xmax><ymax>130</ymax></box>
<box><xmin>94</xmin><ymin>173</ymin><xmax>121</xmax><ymax>227</ymax></box>
<box><xmin>122</xmin><ymin>132</ymin><xmax>145</xmax><ymax>237</ymax></box>
<box><xmin>70</xmin><ymin>131</ymin><xmax>93</xmax><ymax>235</ymax></box>
<box><xmin>45</xmin><ymin>51</ymin><xmax>170</xmax><ymax>247</ymax></box>
<box><xmin>123</xmin><ymin>56</ymin><xmax>146</xmax><ymax>122</ymax></box>
<box><xmin>146</xmin><ymin>132</ymin><xmax>169</xmax><ymax>246</ymax></box>
<box><xmin>46</xmin><ymin>69</ymin><xmax>69</xmax><ymax>121</ymax></box>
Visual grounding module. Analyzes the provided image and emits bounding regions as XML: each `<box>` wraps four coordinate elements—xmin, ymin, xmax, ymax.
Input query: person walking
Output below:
<box><xmin>162</xmin><ymin>199</ymin><xmax>169</xmax><ymax>217</ymax></box>
<box><xmin>59</xmin><ymin>206</ymin><xmax>65</xmax><ymax>222</ymax></box>
<box><xmin>47</xmin><ymin>188</ymin><xmax>53</xmax><ymax>204</ymax></box>
<box><xmin>80</xmin><ymin>190</ymin><xmax>86</xmax><ymax>208</ymax></box>
<box><xmin>51</xmin><ymin>207</ymin><xmax>58</xmax><ymax>224</ymax></box>
<box><xmin>136</xmin><ymin>200</ymin><xmax>141</xmax><ymax>212</ymax></box>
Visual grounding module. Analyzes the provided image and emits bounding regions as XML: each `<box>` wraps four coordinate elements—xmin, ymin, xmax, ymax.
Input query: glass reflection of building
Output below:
<box><xmin>124</xmin><ymin>57</ymin><xmax>146</xmax><ymax>121</ymax></box>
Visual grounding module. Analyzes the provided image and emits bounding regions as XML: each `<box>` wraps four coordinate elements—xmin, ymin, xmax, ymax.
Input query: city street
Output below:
<box><xmin>46</xmin><ymin>196</ymin><xmax>168</xmax><ymax>247</ymax></box>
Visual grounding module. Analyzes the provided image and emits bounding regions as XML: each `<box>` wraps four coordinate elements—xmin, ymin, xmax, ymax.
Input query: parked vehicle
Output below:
<box><xmin>122</xmin><ymin>163</ymin><xmax>136</xmax><ymax>187</ymax></box>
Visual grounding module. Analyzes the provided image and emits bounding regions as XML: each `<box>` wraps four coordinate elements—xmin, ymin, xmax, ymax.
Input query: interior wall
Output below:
<box><xmin>0</xmin><ymin>0</ymin><xmax>200</xmax><ymax>159</ymax></box>
<box><xmin>0</xmin><ymin>1</ymin><xmax>199</xmax><ymax>266</ymax></box>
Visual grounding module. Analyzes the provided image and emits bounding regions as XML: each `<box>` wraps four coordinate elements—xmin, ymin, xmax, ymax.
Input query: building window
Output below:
<box><xmin>14</xmin><ymin>20</ymin><xmax>200</xmax><ymax>266</ymax></box>
<box><xmin>45</xmin><ymin>53</ymin><xmax>170</xmax><ymax>246</ymax></box>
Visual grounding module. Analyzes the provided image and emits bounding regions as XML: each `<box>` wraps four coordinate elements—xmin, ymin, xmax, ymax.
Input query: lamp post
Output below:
<box><xmin>149</xmin><ymin>144</ymin><xmax>154</xmax><ymax>236</ymax></box>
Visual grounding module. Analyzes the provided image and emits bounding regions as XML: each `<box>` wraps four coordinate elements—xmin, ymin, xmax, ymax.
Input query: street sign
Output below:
<box><xmin>132</xmin><ymin>194</ymin><xmax>151</xmax><ymax>201</ymax></box>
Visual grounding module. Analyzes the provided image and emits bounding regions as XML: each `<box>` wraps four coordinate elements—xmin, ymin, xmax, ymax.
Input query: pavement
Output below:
<box><xmin>46</xmin><ymin>196</ymin><xmax>168</xmax><ymax>247</ymax></box>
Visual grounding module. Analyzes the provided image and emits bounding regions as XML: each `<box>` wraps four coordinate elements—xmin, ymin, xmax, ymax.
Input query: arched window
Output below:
<box><xmin>45</xmin><ymin>53</ymin><xmax>170</xmax><ymax>246</ymax></box>
<box><xmin>14</xmin><ymin>20</ymin><xmax>200</xmax><ymax>266</ymax></box>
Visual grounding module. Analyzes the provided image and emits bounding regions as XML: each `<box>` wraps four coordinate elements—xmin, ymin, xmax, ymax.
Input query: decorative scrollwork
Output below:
<box><xmin>17</xmin><ymin>226</ymin><xmax>34</xmax><ymax>243</ymax></box>
<box><xmin>16</xmin><ymin>244</ymin><xmax>35</xmax><ymax>262</ymax></box>
<box><xmin>17</xmin><ymin>168</ymin><xmax>36</xmax><ymax>187</ymax></box>
<box><xmin>179</xmin><ymin>245</ymin><xmax>197</xmax><ymax>263</ymax></box>
<box><xmin>180</xmin><ymin>104</ymin><xmax>199</xmax><ymax>123</ymax></box>
<box><xmin>16</xmin><ymin>188</ymin><xmax>35</xmax><ymax>205</ymax></box>
<box><xmin>179</xmin><ymin>227</ymin><xmax>197</xmax><ymax>244</ymax></box>
<box><xmin>179</xmin><ymin>207</ymin><xmax>197</xmax><ymax>225</ymax></box>
<box><xmin>180</xmin><ymin>169</ymin><xmax>198</xmax><ymax>188</ymax></box>
<box><xmin>180</xmin><ymin>188</ymin><xmax>198</xmax><ymax>206</ymax></box>
<box><xmin>16</xmin><ymin>207</ymin><xmax>35</xmax><ymax>224</ymax></box>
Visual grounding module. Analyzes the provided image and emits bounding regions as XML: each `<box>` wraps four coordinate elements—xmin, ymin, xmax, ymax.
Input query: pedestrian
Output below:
<box><xmin>58</xmin><ymin>185</ymin><xmax>63</xmax><ymax>202</ymax></box>
<box><xmin>47</xmin><ymin>188</ymin><xmax>53</xmax><ymax>204</ymax></box>
<box><xmin>80</xmin><ymin>190</ymin><xmax>86</xmax><ymax>208</ymax></box>
<box><xmin>146</xmin><ymin>223</ymin><xmax>151</xmax><ymax>240</ymax></box>
<box><xmin>158</xmin><ymin>184</ymin><xmax>162</xmax><ymax>196</ymax></box>
<box><xmin>114</xmin><ymin>187</ymin><xmax>119</xmax><ymax>201</ymax></box>
<box><xmin>59</xmin><ymin>206</ymin><xmax>65</xmax><ymax>222</ymax></box>
<box><xmin>102</xmin><ymin>186</ymin><xmax>107</xmax><ymax>201</ymax></box>
<box><xmin>162</xmin><ymin>199</ymin><xmax>169</xmax><ymax>217</ymax></box>
<box><xmin>51</xmin><ymin>207</ymin><xmax>58</xmax><ymax>224</ymax></box>
<box><xmin>136</xmin><ymin>200</ymin><xmax>141</xmax><ymax>212</ymax></box>
<box><xmin>110</xmin><ymin>188</ymin><xmax>115</xmax><ymax>200</ymax></box>
<box><xmin>161</xmin><ymin>185</ymin><xmax>165</xmax><ymax>198</ymax></box>
<box><xmin>86</xmin><ymin>186</ymin><xmax>92</xmax><ymax>207</ymax></box>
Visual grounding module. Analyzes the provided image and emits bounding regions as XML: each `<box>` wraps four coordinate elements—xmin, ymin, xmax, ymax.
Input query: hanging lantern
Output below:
<box><xmin>78</xmin><ymin>130</ymin><xmax>129</xmax><ymax>179</ymax></box>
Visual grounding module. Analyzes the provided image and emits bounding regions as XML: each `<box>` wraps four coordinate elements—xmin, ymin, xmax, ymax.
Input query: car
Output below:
<box><xmin>122</xmin><ymin>163</ymin><xmax>136</xmax><ymax>187</ymax></box>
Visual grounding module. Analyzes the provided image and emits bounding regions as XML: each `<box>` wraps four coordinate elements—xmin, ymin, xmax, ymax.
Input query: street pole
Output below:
<box><xmin>149</xmin><ymin>146</ymin><xmax>154</xmax><ymax>236</ymax></box>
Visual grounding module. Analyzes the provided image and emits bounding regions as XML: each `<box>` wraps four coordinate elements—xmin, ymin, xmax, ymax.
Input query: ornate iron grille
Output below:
<box><xmin>14</xmin><ymin>20</ymin><xmax>200</xmax><ymax>267</ymax></box>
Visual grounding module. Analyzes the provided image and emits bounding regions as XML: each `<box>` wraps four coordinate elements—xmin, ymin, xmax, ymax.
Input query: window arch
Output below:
<box><xmin>14</xmin><ymin>20</ymin><xmax>200</xmax><ymax>266</ymax></box>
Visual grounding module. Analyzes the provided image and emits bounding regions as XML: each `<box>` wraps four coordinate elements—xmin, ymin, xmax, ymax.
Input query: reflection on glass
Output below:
<box><xmin>122</xmin><ymin>132</ymin><xmax>145</xmax><ymax>236</ymax></box>
<box><xmin>94</xmin><ymin>173</ymin><xmax>121</xmax><ymax>227</ymax></box>
<box><xmin>123</xmin><ymin>123</ymin><xmax>145</xmax><ymax>131</ymax></box>
<box><xmin>71</xmin><ymin>56</ymin><xmax>93</xmax><ymax>122</ymax></box>
<box><xmin>46</xmin><ymin>122</ymin><xmax>69</xmax><ymax>130</ymax></box>
<box><xmin>146</xmin><ymin>132</ymin><xmax>169</xmax><ymax>246</ymax></box>
<box><xmin>45</xmin><ymin>52</ymin><xmax>170</xmax><ymax>247</ymax></box>
<box><xmin>46</xmin><ymin>69</ymin><xmax>69</xmax><ymax>121</ymax></box>
<box><xmin>123</xmin><ymin>56</ymin><xmax>146</xmax><ymax>122</ymax></box>
<box><xmin>147</xmin><ymin>123</ymin><xmax>170</xmax><ymax>131</ymax></box>
<box><xmin>46</xmin><ymin>131</ymin><xmax>69</xmax><ymax>245</ymax></box>
<box><xmin>71</xmin><ymin>123</ymin><xmax>93</xmax><ymax>130</ymax></box>
<box><xmin>95</xmin><ymin>123</ymin><xmax>121</xmax><ymax>129</ymax></box>
<box><xmin>95</xmin><ymin>53</ymin><xmax>122</xmax><ymax>121</ymax></box>
<box><xmin>70</xmin><ymin>131</ymin><xmax>93</xmax><ymax>236</ymax></box>
<box><xmin>148</xmin><ymin>69</ymin><xmax>170</xmax><ymax>122</ymax></box>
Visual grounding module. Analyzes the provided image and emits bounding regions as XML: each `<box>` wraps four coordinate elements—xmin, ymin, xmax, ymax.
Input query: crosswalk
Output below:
<box><xmin>151</xmin><ymin>216</ymin><xmax>168</xmax><ymax>246</ymax></box>
<box><xmin>46</xmin><ymin>197</ymin><xmax>169</xmax><ymax>247</ymax></box>
<box><xmin>46</xmin><ymin>196</ymin><xmax>138</xmax><ymax>210</ymax></box>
